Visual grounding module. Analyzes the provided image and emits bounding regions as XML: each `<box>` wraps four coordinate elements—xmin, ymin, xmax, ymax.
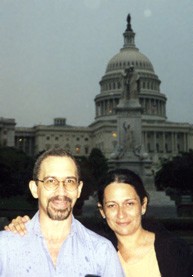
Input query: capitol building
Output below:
<box><xmin>1</xmin><ymin>15</ymin><xmax>193</xmax><ymax>168</ymax></box>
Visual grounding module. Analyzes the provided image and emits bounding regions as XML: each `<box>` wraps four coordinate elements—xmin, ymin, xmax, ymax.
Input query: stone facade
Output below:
<box><xmin>0</xmin><ymin>117</ymin><xmax>15</xmax><ymax>147</ymax></box>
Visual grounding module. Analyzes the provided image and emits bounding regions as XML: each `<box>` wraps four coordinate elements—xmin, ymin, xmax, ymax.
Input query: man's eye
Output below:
<box><xmin>66</xmin><ymin>178</ymin><xmax>75</xmax><ymax>184</ymax></box>
<box><xmin>47</xmin><ymin>178</ymin><xmax>56</xmax><ymax>184</ymax></box>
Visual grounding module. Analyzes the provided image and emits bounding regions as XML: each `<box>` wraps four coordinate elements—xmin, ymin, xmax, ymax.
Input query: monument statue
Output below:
<box><xmin>122</xmin><ymin>66</ymin><xmax>140</xmax><ymax>101</ymax></box>
<box><xmin>133</xmin><ymin>144</ymin><xmax>149</xmax><ymax>160</ymax></box>
<box><xmin>122</xmin><ymin>121</ymin><xmax>133</xmax><ymax>150</ymax></box>
<box><xmin>109</xmin><ymin>63</ymin><xmax>153</xmax><ymax>188</ymax></box>
<box><xmin>110</xmin><ymin>66</ymin><xmax>141</xmax><ymax>160</ymax></box>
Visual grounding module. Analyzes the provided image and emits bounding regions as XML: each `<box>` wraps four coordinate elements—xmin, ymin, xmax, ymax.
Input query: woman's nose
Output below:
<box><xmin>117</xmin><ymin>206</ymin><xmax>126</xmax><ymax>218</ymax></box>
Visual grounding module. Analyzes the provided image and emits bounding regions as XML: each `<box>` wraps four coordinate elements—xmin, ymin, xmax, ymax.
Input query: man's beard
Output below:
<box><xmin>47</xmin><ymin>195</ymin><xmax>73</xmax><ymax>221</ymax></box>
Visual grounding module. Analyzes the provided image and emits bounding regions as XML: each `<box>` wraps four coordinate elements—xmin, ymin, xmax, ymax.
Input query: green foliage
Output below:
<box><xmin>0</xmin><ymin>147</ymin><xmax>34</xmax><ymax>198</ymax></box>
<box><xmin>0</xmin><ymin>195</ymin><xmax>37</xmax><ymax>210</ymax></box>
<box><xmin>155</xmin><ymin>150</ymin><xmax>193</xmax><ymax>193</ymax></box>
<box><xmin>77</xmin><ymin>156</ymin><xmax>95</xmax><ymax>196</ymax></box>
<box><xmin>88</xmin><ymin>148</ymin><xmax>109</xmax><ymax>190</ymax></box>
<box><xmin>0</xmin><ymin>147</ymin><xmax>108</xmax><ymax>215</ymax></box>
<box><xmin>73</xmin><ymin>150</ymin><xmax>109</xmax><ymax>215</ymax></box>
<box><xmin>73</xmin><ymin>156</ymin><xmax>96</xmax><ymax>215</ymax></box>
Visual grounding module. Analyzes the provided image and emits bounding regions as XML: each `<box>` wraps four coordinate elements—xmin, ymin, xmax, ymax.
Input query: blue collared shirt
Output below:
<box><xmin>0</xmin><ymin>212</ymin><xmax>125</xmax><ymax>277</ymax></box>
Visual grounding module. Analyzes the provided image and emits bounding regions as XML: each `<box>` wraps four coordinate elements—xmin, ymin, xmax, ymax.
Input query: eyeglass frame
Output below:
<box><xmin>35</xmin><ymin>176</ymin><xmax>80</xmax><ymax>192</ymax></box>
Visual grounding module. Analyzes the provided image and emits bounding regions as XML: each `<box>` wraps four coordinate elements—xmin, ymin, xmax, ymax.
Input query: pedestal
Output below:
<box><xmin>108</xmin><ymin>158</ymin><xmax>155</xmax><ymax>190</ymax></box>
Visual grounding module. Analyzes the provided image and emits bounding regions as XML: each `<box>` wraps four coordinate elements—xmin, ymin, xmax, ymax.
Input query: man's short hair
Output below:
<box><xmin>33</xmin><ymin>148</ymin><xmax>80</xmax><ymax>180</ymax></box>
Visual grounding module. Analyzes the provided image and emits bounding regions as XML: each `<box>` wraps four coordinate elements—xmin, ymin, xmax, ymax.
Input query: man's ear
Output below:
<box><xmin>97</xmin><ymin>203</ymin><xmax>106</xmax><ymax>219</ymax></box>
<box><xmin>29</xmin><ymin>180</ymin><xmax>38</xmax><ymax>199</ymax></box>
<box><xmin>142</xmin><ymin>196</ymin><xmax>148</xmax><ymax>215</ymax></box>
<box><xmin>77</xmin><ymin>181</ymin><xmax>83</xmax><ymax>198</ymax></box>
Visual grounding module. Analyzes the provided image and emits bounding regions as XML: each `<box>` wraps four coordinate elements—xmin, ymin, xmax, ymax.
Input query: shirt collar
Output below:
<box><xmin>29</xmin><ymin>211</ymin><xmax>78</xmax><ymax>238</ymax></box>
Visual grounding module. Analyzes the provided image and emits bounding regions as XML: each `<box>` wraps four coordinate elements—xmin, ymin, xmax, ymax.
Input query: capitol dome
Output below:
<box><xmin>95</xmin><ymin>14</ymin><xmax>167</xmax><ymax>123</ymax></box>
<box><xmin>106</xmin><ymin>48</ymin><xmax>154</xmax><ymax>74</ymax></box>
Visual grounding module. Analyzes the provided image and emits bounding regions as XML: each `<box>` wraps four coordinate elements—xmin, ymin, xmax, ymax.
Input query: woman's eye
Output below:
<box><xmin>126</xmin><ymin>201</ymin><xmax>134</xmax><ymax>206</ymax></box>
<box><xmin>107</xmin><ymin>204</ymin><xmax>115</xmax><ymax>208</ymax></box>
<box><xmin>125</xmin><ymin>201</ymin><xmax>135</xmax><ymax>207</ymax></box>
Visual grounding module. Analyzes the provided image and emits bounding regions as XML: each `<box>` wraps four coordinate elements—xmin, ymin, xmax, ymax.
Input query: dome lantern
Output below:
<box><xmin>123</xmin><ymin>14</ymin><xmax>136</xmax><ymax>49</ymax></box>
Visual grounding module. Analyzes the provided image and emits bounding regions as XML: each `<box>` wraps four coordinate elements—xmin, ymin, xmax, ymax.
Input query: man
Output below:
<box><xmin>0</xmin><ymin>148</ymin><xmax>124</xmax><ymax>277</ymax></box>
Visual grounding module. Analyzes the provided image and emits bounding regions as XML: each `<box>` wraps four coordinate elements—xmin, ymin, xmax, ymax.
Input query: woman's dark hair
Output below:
<box><xmin>98</xmin><ymin>168</ymin><xmax>149</xmax><ymax>205</ymax></box>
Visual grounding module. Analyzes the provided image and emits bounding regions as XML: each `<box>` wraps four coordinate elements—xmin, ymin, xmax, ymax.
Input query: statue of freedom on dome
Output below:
<box><xmin>126</xmin><ymin>14</ymin><xmax>133</xmax><ymax>32</ymax></box>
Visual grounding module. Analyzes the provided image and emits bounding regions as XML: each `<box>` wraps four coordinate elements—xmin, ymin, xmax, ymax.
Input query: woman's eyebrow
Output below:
<box><xmin>105</xmin><ymin>198</ymin><xmax>137</xmax><ymax>204</ymax></box>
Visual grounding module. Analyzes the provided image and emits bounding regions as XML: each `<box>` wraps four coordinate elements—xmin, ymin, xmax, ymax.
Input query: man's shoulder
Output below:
<box><xmin>0</xmin><ymin>230</ymin><xmax>27</xmax><ymax>250</ymax></box>
<box><xmin>0</xmin><ymin>230</ymin><xmax>23</xmax><ymax>239</ymax></box>
<box><xmin>0</xmin><ymin>216</ymin><xmax>36</xmax><ymax>246</ymax></box>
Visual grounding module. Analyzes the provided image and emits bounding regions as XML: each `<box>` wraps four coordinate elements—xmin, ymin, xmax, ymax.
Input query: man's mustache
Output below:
<box><xmin>48</xmin><ymin>195</ymin><xmax>72</xmax><ymax>204</ymax></box>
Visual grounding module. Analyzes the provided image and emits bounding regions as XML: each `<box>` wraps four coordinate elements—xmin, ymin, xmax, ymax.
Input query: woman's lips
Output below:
<box><xmin>116</xmin><ymin>221</ymin><xmax>131</xmax><ymax>226</ymax></box>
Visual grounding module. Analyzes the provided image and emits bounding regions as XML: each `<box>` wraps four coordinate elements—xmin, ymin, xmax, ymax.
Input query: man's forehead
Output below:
<box><xmin>40</xmin><ymin>156</ymin><xmax>77</xmax><ymax>172</ymax></box>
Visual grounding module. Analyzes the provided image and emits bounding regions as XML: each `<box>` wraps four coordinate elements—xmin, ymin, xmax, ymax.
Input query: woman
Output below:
<box><xmin>4</xmin><ymin>169</ymin><xmax>193</xmax><ymax>276</ymax></box>
<box><xmin>97</xmin><ymin>168</ymin><xmax>192</xmax><ymax>277</ymax></box>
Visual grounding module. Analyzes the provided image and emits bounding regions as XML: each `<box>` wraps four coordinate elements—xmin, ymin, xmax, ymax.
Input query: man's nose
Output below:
<box><xmin>57</xmin><ymin>181</ymin><xmax>68</xmax><ymax>194</ymax></box>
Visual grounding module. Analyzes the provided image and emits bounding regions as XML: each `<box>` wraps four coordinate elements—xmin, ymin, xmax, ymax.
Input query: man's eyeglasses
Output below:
<box><xmin>36</xmin><ymin>176</ymin><xmax>79</xmax><ymax>192</ymax></box>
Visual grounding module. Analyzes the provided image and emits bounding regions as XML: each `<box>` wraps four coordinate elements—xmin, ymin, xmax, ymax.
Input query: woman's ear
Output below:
<box><xmin>97</xmin><ymin>203</ymin><xmax>106</xmax><ymax>219</ymax></box>
<box><xmin>142</xmin><ymin>196</ymin><xmax>148</xmax><ymax>215</ymax></box>
<box><xmin>29</xmin><ymin>180</ymin><xmax>38</xmax><ymax>199</ymax></box>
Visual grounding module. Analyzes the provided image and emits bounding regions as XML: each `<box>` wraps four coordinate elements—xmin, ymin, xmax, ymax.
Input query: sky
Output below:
<box><xmin>0</xmin><ymin>0</ymin><xmax>192</xmax><ymax>127</ymax></box>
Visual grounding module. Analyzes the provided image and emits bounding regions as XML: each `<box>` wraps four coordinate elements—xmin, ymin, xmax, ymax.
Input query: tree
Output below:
<box><xmin>0</xmin><ymin>162</ymin><xmax>13</xmax><ymax>197</ymax></box>
<box><xmin>0</xmin><ymin>147</ymin><xmax>34</xmax><ymax>198</ymax></box>
<box><xmin>155</xmin><ymin>150</ymin><xmax>193</xmax><ymax>194</ymax></box>
<box><xmin>73</xmin><ymin>156</ymin><xmax>96</xmax><ymax>215</ymax></box>
<box><xmin>73</xmin><ymin>149</ymin><xmax>109</xmax><ymax>216</ymax></box>
<box><xmin>88</xmin><ymin>148</ymin><xmax>109</xmax><ymax>191</ymax></box>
